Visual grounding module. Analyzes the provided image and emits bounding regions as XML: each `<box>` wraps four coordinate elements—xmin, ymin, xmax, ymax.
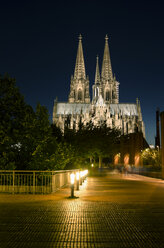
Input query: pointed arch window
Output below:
<box><xmin>96</xmin><ymin>87</ymin><xmax>99</xmax><ymax>97</ymax></box>
<box><xmin>112</xmin><ymin>91</ymin><xmax>116</xmax><ymax>99</ymax></box>
<box><xmin>106</xmin><ymin>90</ymin><xmax>110</xmax><ymax>101</ymax></box>
<box><xmin>94</xmin><ymin>87</ymin><xmax>99</xmax><ymax>97</ymax></box>
<box><xmin>78</xmin><ymin>89</ymin><xmax>82</xmax><ymax>101</ymax></box>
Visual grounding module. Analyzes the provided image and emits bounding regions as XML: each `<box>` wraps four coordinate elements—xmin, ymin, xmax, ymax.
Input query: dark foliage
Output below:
<box><xmin>0</xmin><ymin>75</ymin><xmax>121</xmax><ymax>170</ymax></box>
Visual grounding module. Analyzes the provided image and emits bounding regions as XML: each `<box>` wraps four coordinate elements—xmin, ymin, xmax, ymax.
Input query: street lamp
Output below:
<box><xmin>84</xmin><ymin>170</ymin><xmax>88</xmax><ymax>179</ymax></box>
<box><xmin>76</xmin><ymin>172</ymin><xmax>80</xmax><ymax>190</ymax></box>
<box><xmin>80</xmin><ymin>171</ymin><xmax>83</xmax><ymax>185</ymax></box>
<box><xmin>82</xmin><ymin>171</ymin><xmax>85</xmax><ymax>182</ymax></box>
<box><xmin>70</xmin><ymin>173</ymin><xmax>75</xmax><ymax>198</ymax></box>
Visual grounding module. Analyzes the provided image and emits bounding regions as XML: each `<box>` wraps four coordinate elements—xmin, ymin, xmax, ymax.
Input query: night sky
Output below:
<box><xmin>1</xmin><ymin>0</ymin><xmax>164</xmax><ymax>145</ymax></box>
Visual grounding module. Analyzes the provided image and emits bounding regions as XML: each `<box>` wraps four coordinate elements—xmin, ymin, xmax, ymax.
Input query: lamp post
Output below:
<box><xmin>70</xmin><ymin>173</ymin><xmax>75</xmax><ymax>198</ymax></box>
<box><xmin>82</xmin><ymin>171</ymin><xmax>85</xmax><ymax>182</ymax></box>
<box><xmin>76</xmin><ymin>172</ymin><xmax>80</xmax><ymax>190</ymax></box>
<box><xmin>84</xmin><ymin>170</ymin><xmax>88</xmax><ymax>180</ymax></box>
<box><xmin>80</xmin><ymin>171</ymin><xmax>83</xmax><ymax>185</ymax></box>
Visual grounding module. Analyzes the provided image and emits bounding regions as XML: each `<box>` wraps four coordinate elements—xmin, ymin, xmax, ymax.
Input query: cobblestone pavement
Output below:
<box><xmin>0</xmin><ymin>173</ymin><xmax>164</xmax><ymax>248</ymax></box>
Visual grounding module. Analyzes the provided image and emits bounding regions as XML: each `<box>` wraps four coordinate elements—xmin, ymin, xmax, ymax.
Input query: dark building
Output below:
<box><xmin>114</xmin><ymin>132</ymin><xmax>149</xmax><ymax>166</ymax></box>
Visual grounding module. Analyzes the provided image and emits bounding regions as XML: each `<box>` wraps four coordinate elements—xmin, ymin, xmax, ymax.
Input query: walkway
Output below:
<box><xmin>0</xmin><ymin>172</ymin><xmax>164</xmax><ymax>248</ymax></box>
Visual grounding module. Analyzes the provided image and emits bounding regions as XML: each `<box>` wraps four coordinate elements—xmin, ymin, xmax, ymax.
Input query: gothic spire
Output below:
<box><xmin>95</xmin><ymin>55</ymin><xmax>100</xmax><ymax>84</ymax></box>
<box><xmin>101</xmin><ymin>35</ymin><xmax>113</xmax><ymax>81</ymax></box>
<box><xmin>74</xmin><ymin>34</ymin><xmax>86</xmax><ymax>80</ymax></box>
<box><xmin>136</xmin><ymin>98</ymin><xmax>142</xmax><ymax>121</ymax></box>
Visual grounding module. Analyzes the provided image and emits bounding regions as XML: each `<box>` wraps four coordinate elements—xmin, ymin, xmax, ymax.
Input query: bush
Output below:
<box><xmin>141</xmin><ymin>148</ymin><xmax>161</xmax><ymax>169</ymax></box>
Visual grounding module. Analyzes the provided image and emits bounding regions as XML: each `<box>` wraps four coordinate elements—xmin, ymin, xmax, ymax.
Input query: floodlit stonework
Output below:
<box><xmin>53</xmin><ymin>35</ymin><xmax>145</xmax><ymax>137</ymax></box>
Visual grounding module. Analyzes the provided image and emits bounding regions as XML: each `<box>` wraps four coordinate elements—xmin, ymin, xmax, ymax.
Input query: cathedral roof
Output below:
<box><xmin>56</xmin><ymin>103</ymin><xmax>90</xmax><ymax>115</ymax></box>
<box><xmin>110</xmin><ymin>104</ymin><xmax>138</xmax><ymax>116</ymax></box>
<box><xmin>55</xmin><ymin>102</ymin><xmax>138</xmax><ymax>116</ymax></box>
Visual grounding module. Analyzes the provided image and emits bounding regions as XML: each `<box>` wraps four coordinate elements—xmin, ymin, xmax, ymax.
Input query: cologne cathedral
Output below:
<box><xmin>53</xmin><ymin>35</ymin><xmax>145</xmax><ymax>137</ymax></box>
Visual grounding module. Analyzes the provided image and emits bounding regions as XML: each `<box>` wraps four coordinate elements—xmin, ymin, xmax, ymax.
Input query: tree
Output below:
<box><xmin>64</xmin><ymin>122</ymin><xmax>121</xmax><ymax>168</ymax></box>
<box><xmin>0</xmin><ymin>75</ymin><xmax>29</xmax><ymax>169</ymax></box>
<box><xmin>0</xmin><ymin>74</ymin><xmax>121</xmax><ymax>171</ymax></box>
<box><xmin>51</xmin><ymin>124</ymin><xmax>62</xmax><ymax>142</ymax></box>
<box><xmin>141</xmin><ymin>148</ymin><xmax>161</xmax><ymax>170</ymax></box>
<box><xmin>18</xmin><ymin>103</ymin><xmax>51</xmax><ymax>169</ymax></box>
<box><xmin>0</xmin><ymin>75</ymin><xmax>51</xmax><ymax>169</ymax></box>
<box><xmin>29</xmin><ymin>136</ymin><xmax>76</xmax><ymax>170</ymax></box>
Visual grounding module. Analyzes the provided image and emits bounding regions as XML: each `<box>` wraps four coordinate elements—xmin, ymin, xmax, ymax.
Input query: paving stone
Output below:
<box><xmin>0</xmin><ymin>173</ymin><xmax>164</xmax><ymax>247</ymax></box>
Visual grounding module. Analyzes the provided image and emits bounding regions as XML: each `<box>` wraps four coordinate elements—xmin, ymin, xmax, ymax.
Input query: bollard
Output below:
<box><xmin>80</xmin><ymin>171</ymin><xmax>83</xmax><ymax>185</ymax></box>
<box><xmin>76</xmin><ymin>172</ymin><xmax>80</xmax><ymax>190</ymax></box>
<box><xmin>82</xmin><ymin>171</ymin><xmax>84</xmax><ymax>182</ymax></box>
<box><xmin>85</xmin><ymin>169</ymin><xmax>88</xmax><ymax>179</ymax></box>
<box><xmin>70</xmin><ymin>173</ymin><xmax>75</xmax><ymax>198</ymax></box>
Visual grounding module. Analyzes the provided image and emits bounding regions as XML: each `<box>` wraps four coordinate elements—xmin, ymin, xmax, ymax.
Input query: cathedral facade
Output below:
<box><xmin>53</xmin><ymin>35</ymin><xmax>145</xmax><ymax>137</ymax></box>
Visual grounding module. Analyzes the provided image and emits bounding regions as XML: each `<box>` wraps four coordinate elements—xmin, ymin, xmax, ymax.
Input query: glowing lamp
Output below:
<box><xmin>76</xmin><ymin>172</ymin><xmax>80</xmax><ymax>181</ymax></box>
<box><xmin>76</xmin><ymin>172</ymin><xmax>80</xmax><ymax>190</ymax></box>
<box><xmin>80</xmin><ymin>171</ymin><xmax>83</xmax><ymax>185</ymax></box>
<box><xmin>70</xmin><ymin>173</ymin><xmax>75</xmax><ymax>198</ymax></box>
<box><xmin>82</xmin><ymin>171</ymin><xmax>85</xmax><ymax>182</ymax></box>
<box><xmin>80</xmin><ymin>171</ymin><xmax>83</xmax><ymax>178</ymax></box>
<box><xmin>83</xmin><ymin>170</ymin><xmax>88</xmax><ymax>179</ymax></box>
<box><xmin>70</xmin><ymin>173</ymin><xmax>75</xmax><ymax>184</ymax></box>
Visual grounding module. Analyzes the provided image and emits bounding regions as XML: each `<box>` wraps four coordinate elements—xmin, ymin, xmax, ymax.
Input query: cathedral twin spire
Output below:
<box><xmin>74</xmin><ymin>34</ymin><xmax>113</xmax><ymax>83</ymax></box>
<box><xmin>69</xmin><ymin>34</ymin><xmax>90</xmax><ymax>103</ymax></box>
<box><xmin>69</xmin><ymin>34</ymin><xmax>119</xmax><ymax>104</ymax></box>
<box><xmin>74</xmin><ymin>34</ymin><xmax>86</xmax><ymax>80</ymax></box>
<box><xmin>101</xmin><ymin>35</ymin><xmax>113</xmax><ymax>82</ymax></box>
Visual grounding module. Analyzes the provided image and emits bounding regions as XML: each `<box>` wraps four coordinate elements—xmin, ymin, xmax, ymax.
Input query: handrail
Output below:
<box><xmin>0</xmin><ymin>169</ymin><xmax>80</xmax><ymax>173</ymax></box>
<box><xmin>0</xmin><ymin>169</ymin><xmax>81</xmax><ymax>194</ymax></box>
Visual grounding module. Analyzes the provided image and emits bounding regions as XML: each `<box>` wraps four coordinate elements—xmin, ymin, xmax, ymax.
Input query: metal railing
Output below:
<box><xmin>0</xmin><ymin>169</ymin><xmax>80</xmax><ymax>194</ymax></box>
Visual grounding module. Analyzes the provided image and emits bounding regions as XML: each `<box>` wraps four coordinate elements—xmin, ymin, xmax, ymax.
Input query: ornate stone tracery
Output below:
<box><xmin>53</xmin><ymin>35</ymin><xmax>145</xmax><ymax>137</ymax></box>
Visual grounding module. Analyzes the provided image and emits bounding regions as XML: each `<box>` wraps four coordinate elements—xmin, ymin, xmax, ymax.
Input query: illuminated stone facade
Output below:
<box><xmin>53</xmin><ymin>35</ymin><xmax>145</xmax><ymax>137</ymax></box>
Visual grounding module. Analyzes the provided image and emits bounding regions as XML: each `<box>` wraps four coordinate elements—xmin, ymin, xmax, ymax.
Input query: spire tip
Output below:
<box><xmin>79</xmin><ymin>34</ymin><xmax>82</xmax><ymax>40</ymax></box>
<box><xmin>105</xmin><ymin>34</ymin><xmax>108</xmax><ymax>41</ymax></box>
